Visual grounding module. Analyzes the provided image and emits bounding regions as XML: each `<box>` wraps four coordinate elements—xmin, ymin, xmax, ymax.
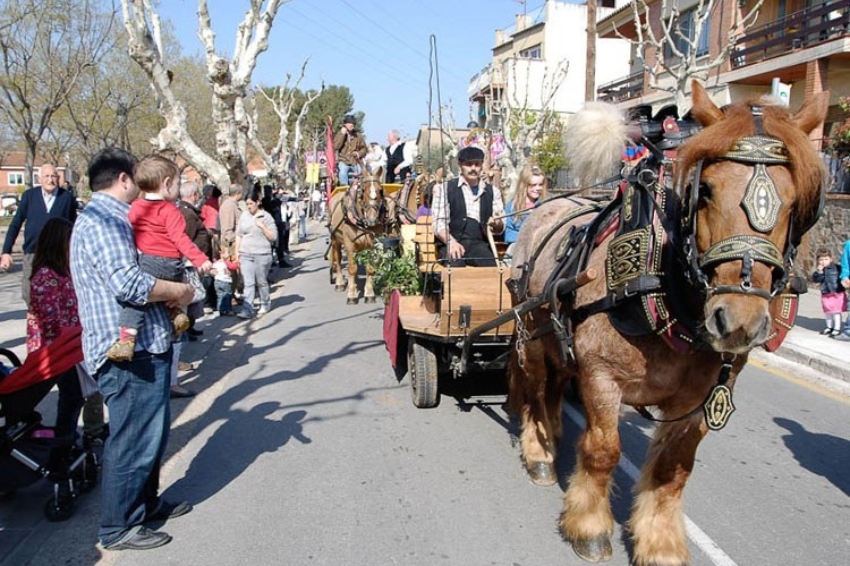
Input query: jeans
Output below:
<box><xmin>338</xmin><ymin>162</ymin><xmax>360</xmax><ymax>186</ymax></box>
<box><xmin>299</xmin><ymin>215</ymin><xmax>307</xmax><ymax>240</ymax></box>
<box><xmin>215</xmin><ymin>279</ymin><xmax>233</xmax><ymax>313</ymax></box>
<box><xmin>96</xmin><ymin>349</ymin><xmax>172</xmax><ymax>547</ymax></box>
<box><xmin>239</xmin><ymin>253</ymin><xmax>272</xmax><ymax>315</ymax></box>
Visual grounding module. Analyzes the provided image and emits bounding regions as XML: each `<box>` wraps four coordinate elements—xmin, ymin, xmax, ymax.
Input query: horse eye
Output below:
<box><xmin>698</xmin><ymin>182</ymin><xmax>713</xmax><ymax>204</ymax></box>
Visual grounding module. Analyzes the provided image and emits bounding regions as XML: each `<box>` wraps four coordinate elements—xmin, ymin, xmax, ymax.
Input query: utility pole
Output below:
<box><xmin>585</xmin><ymin>0</ymin><xmax>597</xmax><ymax>102</ymax></box>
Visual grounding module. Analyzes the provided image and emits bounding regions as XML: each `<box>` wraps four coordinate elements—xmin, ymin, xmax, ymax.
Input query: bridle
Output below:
<box><xmin>679</xmin><ymin>105</ymin><xmax>801</xmax><ymax>302</ymax></box>
<box><xmin>356</xmin><ymin>175</ymin><xmax>385</xmax><ymax>228</ymax></box>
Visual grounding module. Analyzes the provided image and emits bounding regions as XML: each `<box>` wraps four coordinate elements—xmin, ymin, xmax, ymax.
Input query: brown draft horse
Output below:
<box><xmin>328</xmin><ymin>168</ymin><xmax>395</xmax><ymax>304</ymax></box>
<box><xmin>391</xmin><ymin>168</ymin><xmax>443</xmax><ymax>226</ymax></box>
<box><xmin>507</xmin><ymin>82</ymin><xmax>827</xmax><ymax>566</ymax></box>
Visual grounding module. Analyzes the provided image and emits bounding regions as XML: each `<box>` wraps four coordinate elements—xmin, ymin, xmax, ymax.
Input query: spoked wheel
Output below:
<box><xmin>408</xmin><ymin>338</ymin><xmax>440</xmax><ymax>408</ymax></box>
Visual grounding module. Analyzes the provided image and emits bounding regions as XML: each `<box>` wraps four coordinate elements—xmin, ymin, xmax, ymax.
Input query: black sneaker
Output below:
<box><xmin>147</xmin><ymin>500</ymin><xmax>193</xmax><ymax>522</ymax></box>
<box><xmin>821</xmin><ymin>328</ymin><xmax>833</xmax><ymax>335</ymax></box>
<box><xmin>103</xmin><ymin>527</ymin><xmax>171</xmax><ymax>551</ymax></box>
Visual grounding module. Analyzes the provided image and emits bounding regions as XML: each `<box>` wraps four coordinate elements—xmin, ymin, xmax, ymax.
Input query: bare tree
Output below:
<box><xmin>120</xmin><ymin>0</ymin><xmax>288</xmax><ymax>193</ymax></box>
<box><xmin>624</xmin><ymin>0</ymin><xmax>764</xmax><ymax>109</ymax></box>
<box><xmin>248</xmin><ymin>59</ymin><xmax>321</xmax><ymax>183</ymax></box>
<box><xmin>498</xmin><ymin>58</ymin><xmax>569</xmax><ymax>198</ymax></box>
<box><xmin>0</xmin><ymin>0</ymin><xmax>117</xmax><ymax>187</ymax></box>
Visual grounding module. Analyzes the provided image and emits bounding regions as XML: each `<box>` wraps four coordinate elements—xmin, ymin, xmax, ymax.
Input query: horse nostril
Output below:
<box><xmin>712</xmin><ymin>306</ymin><xmax>728</xmax><ymax>337</ymax></box>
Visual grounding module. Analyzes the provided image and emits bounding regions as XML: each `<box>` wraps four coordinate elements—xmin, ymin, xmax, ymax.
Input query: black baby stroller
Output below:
<box><xmin>0</xmin><ymin>326</ymin><xmax>98</xmax><ymax>521</ymax></box>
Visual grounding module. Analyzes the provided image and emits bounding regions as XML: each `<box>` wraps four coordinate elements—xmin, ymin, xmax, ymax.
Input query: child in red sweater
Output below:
<box><xmin>106</xmin><ymin>155</ymin><xmax>212</xmax><ymax>361</ymax></box>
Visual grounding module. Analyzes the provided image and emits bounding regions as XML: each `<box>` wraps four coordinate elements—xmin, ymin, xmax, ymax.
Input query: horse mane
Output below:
<box><xmin>676</xmin><ymin>97</ymin><xmax>826</xmax><ymax>223</ymax></box>
<box><xmin>565</xmin><ymin>102</ymin><xmax>629</xmax><ymax>187</ymax></box>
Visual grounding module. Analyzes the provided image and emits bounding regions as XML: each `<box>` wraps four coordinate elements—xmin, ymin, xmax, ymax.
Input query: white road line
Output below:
<box><xmin>562</xmin><ymin>402</ymin><xmax>740</xmax><ymax>566</ymax></box>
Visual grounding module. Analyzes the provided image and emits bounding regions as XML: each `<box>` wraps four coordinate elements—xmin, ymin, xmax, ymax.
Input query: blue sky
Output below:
<box><xmin>156</xmin><ymin>0</ymin><xmax>548</xmax><ymax>144</ymax></box>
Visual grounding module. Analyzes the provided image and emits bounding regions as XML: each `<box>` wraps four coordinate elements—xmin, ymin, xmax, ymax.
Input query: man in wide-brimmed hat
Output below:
<box><xmin>431</xmin><ymin>146</ymin><xmax>505</xmax><ymax>267</ymax></box>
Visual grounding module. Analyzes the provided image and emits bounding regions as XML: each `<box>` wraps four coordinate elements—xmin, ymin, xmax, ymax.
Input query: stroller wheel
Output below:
<box><xmin>44</xmin><ymin>493</ymin><xmax>75</xmax><ymax>522</ymax></box>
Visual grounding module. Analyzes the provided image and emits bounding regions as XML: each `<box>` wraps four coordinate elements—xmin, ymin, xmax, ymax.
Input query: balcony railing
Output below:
<box><xmin>597</xmin><ymin>71</ymin><xmax>645</xmax><ymax>103</ymax></box>
<box><xmin>732</xmin><ymin>0</ymin><xmax>850</xmax><ymax>68</ymax></box>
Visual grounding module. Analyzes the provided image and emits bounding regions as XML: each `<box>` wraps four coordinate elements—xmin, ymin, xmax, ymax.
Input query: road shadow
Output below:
<box><xmin>794</xmin><ymin>313</ymin><xmax>827</xmax><ymax>333</ymax></box>
<box><xmin>774</xmin><ymin>416</ymin><xmax>850</xmax><ymax>497</ymax></box>
<box><xmin>162</xmin><ymin>404</ymin><xmax>313</xmax><ymax>507</ymax></box>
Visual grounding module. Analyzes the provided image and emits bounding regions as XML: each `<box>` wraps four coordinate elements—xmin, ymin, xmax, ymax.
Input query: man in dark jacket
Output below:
<box><xmin>1</xmin><ymin>163</ymin><xmax>77</xmax><ymax>305</ymax></box>
<box><xmin>177</xmin><ymin>182</ymin><xmax>212</xmax><ymax>352</ymax></box>
<box><xmin>333</xmin><ymin>114</ymin><xmax>367</xmax><ymax>186</ymax></box>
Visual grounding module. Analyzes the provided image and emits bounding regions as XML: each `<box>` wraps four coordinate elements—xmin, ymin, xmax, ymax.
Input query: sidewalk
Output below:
<box><xmin>754</xmin><ymin>286</ymin><xmax>850</xmax><ymax>385</ymax></box>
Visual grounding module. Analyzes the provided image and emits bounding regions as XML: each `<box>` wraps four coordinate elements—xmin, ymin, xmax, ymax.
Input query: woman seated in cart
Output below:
<box><xmin>430</xmin><ymin>147</ymin><xmax>504</xmax><ymax>267</ymax></box>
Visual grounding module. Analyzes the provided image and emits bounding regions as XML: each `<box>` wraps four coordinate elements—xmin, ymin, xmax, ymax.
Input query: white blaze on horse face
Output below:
<box><xmin>370</xmin><ymin>184</ymin><xmax>377</xmax><ymax>200</ymax></box>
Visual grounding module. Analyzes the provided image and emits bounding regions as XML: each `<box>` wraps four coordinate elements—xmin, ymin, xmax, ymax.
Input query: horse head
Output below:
<box><xmin>357</xmin><ymin>169</ymin><xmax>385</xmax><ymax>228</ymax></box>
<box><xmin>677</xmin><ymin>82</ymin><xmax>828</xmax><ymax>354</ymax></box>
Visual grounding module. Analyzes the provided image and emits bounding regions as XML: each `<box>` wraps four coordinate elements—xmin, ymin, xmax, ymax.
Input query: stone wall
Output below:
<box><xmin>799</xmin><ymin>194</ymin><xmax>850</xmax><ymax>276</ymax></box>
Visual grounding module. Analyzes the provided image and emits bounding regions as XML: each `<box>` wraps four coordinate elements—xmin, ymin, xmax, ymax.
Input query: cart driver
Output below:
<box><xmin>431</xmin><ymin>146</ymin><xmax>504</xmax><ymax>267</ymax></box>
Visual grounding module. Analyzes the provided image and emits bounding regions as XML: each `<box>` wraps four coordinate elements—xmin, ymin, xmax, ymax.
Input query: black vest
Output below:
<box><xmin>446</xmin><ymin>178</ymin><xmax>493</xmax><ymax>240</ymax></box>
<box><xmin>385</xmin><ymin>143</ymin><xmax>410</xmax><ymax>183</ymax></box>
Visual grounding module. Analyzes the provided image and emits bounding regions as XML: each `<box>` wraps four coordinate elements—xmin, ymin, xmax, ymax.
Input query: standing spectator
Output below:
<box><xmin>834</xmin><ymin>238</ymin><xmax>850</xmax><ymax>341</ymax></box>
<box><xmin>170</xmin><ymin>182</ymin><xmax>213</xmax><ymax>398</ymax></box>
<box><xmin>263</xmin><ymin>184</ymin><xmax>289</xmax><ymax>268</ymax></box>
<box><xmin>218</xmin><ymin>184</ymin><xmax>243</xmax><ymax>265</ymax></box>
<box><xmin>26</xmin><ymin>218</ymin><xmax>102</xmax><ymax>440</ymax></box>
<box><xmin>71</xmin><ymin>148</ymin><xmax>195</xmax><ymax>551</ymax></box>
<box><xmin>385</xmin><ymin>130</ymin><xmax>412</xmax><ymax>183</ymax></box>
<box><xmin>105</xmin><ymin>156</ymin><xmax>212</xmax><ymax>362</ymax></box>
<box><xmin>211</xmin><ymin>248</ymin><xmax>239</xmax><ymax>316</ymax></box>
<box><xmin>333</xmin><ymin>114</ymin><xmax>367</xmax><ymax>186</ymax></box>
<box><xmin>812</xmin><ymin>248</ymin><xmax>845</xmax><ymax>337</ymax></box>
<box><xmin>297</xmin><ymin>192</ymin><xmax>309</xmax><ymax>241</ymax></box>
<box><xmin>1</xmin><ymin>163</ymin><xmax>77</xmax><ymax>306</ymax></box>
<box><xmin>310</xmin><ymin>186</ymin><xmax>322</xmax><ymax>219</ymax></box>
<box><xmin>236</xmin><ymin>184</ymin><xmax>277</xmax><ymax>319</ymax></box>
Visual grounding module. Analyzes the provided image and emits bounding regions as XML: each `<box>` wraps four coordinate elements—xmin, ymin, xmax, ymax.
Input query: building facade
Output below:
<box><xmin>468</xmin><ymin>0</ymin><xmax>631</xmax><ymax>131</ymax></box>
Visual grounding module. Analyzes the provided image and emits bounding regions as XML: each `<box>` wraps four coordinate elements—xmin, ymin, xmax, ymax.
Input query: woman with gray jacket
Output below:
<box><xmin>236</xmin><ymin>185</ymin><xmax>278</xmax><ymax>319</ymax></box>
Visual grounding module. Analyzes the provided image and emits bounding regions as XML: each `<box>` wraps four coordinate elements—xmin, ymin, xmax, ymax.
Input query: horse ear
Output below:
<box><xmin>791</xmin><ymin>90</ymin><xmax>829</xmax><ymax>136</ymax></box>
<box><xmin>689</xmin><ymin>81</ymin><xmax>724</xmax><ymax>127</ymax></box>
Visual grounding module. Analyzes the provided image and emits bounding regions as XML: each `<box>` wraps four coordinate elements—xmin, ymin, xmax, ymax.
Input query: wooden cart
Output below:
<box><xmin>383</xmin><ymin>216</ymin><xmax>514</xmax><ymax>408</ymax></box>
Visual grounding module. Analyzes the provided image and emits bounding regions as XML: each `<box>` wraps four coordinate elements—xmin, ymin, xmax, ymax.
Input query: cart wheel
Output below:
<box><xmin>409</xmin><ymin>338</ymin><xmax>439</xmax><ymax>408</ymax></box>
<box><xmin>44</xmin><ymin>493</ymin><xmax>75</xmax><ymax>522</ymax></box>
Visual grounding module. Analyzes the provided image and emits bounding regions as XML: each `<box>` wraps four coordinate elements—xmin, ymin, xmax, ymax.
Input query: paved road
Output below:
<box><xmin>1</xmin><ymin>220</ymin><xmax>848</xmax><ymax>565</ymax></box>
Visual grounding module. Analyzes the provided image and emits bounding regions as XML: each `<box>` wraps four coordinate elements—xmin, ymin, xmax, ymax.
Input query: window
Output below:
<box><xmin>8</xmin><ymin>172</ymin><xmax>23</xmax><ymax>185</ymax></box>
<box><xmin>664</xmin><ymin>8</ymin><xmax>711</xmax><ymax>61</ymax></box>
<box><xmin>519</xmin><ymin>44</ymin><xmax>542</xmax><ymax>59</ymax></box>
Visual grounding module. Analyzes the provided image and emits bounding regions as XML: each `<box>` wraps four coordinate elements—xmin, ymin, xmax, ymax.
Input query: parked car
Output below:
<box><xmin>0</xmin><ymin>193</ymin><xmax>19</xmax><ymax>217</ymax></box>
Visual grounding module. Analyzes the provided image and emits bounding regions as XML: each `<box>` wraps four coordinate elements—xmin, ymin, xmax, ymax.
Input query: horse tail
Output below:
<box><xmin>565</xmin><ymin>102</ymin><xmax>629</xmax><ymax>188</ymax></box>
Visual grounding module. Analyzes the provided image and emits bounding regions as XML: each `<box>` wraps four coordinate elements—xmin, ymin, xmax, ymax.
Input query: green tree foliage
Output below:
<box><xmin>530</xmin><ymin>119</ymin><xmax>566</xmax><ymax>183</ymax></box>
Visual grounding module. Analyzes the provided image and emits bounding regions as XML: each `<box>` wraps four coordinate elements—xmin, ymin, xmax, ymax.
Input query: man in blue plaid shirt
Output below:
<box><xmin>71</xmin><ymin>148</ymin><xmax>195</xmax><ymax>551</ymax></box>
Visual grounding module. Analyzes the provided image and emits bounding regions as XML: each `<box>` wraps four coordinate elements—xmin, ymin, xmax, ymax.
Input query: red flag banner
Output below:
<box><xmin>325</xmin><ymin>115</ymin><xmax>336</xmax><ymax>213</ymax></box>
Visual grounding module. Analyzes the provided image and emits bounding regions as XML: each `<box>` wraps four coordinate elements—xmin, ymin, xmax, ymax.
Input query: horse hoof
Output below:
<box><xmin>364</xmin><ymin>296</ymin><xmax>376</xmax><ymax>304</ymax></box>
<box><xmin>334</xmin><ymin>285</ymin><xmax>346</xmax><ymax>293</ymax></box>
<box><xmin>526</xmin><ymin>461</ymin><xmax>557</xmax><ymax>486</ymax></box>
<box><xmin>347</xmin><ymin>298</ymin><xmax>359</xmax><ymax>305</ymax></box>
<box><xmin>570</xmin><ymin>535</ymin><xmax>613</xmax><ymax>563</ymax></box>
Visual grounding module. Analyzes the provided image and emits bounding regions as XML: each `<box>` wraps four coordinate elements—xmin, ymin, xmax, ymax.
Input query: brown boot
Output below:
<box><xmin>106</xmin><ymin>338</ymin><xmax>135</xmax><ymax>362</ymax></box>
